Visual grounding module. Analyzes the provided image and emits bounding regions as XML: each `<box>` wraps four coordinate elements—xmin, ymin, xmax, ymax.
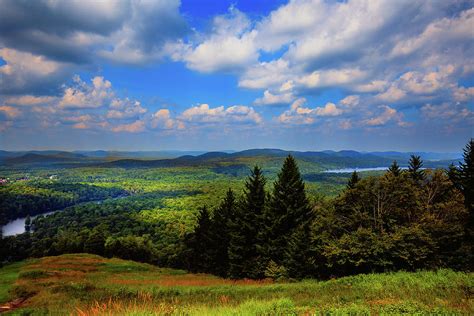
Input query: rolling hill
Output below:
<box><xmin>0</xmin><ymin>254</ymin><xmax>471</xmax><ymax>314</ymax></box>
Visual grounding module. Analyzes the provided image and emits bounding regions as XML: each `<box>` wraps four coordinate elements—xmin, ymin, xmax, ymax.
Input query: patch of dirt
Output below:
<box><xmin>0</xmin><ymin>298</ymin><xmax>28</xmax><ymax>314</ymax></box>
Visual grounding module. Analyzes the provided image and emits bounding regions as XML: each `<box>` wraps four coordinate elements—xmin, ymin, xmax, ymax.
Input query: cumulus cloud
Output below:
<box><xmin>453</xmin><ymin>86</ymin><xmax>474</xmax><ymax>102</ymax></box>
<box><xmin>111</xmin><ymin>120</ymin><xmax>145</xmax><ymax>133</ymax></box>
<box><xmin>106</xmin><ymin>99</ymin><xmax>147</xmax><ymax>119</ymax></box>
<box><xmin>150</xmin><ymin>109</ymin><xmax>177</xmax><ymax>129</ymax></box>
<box><xmin>0</xmin><ymin>0</ymin><xmax>187</xmax><ymax>65</ymax></box>
<box><xmin>180</xmin><ymin>103</ymin><xmax>262</xmax><ymax>124</ymax></box>
<box><xmin>0</xmin><ymin>48</ymin><xmax>71</xmax><ymax>95</ymax></box>
<box><xmin>278</xmin><ymin>98</ymin><xmax>344</xmax><ymax>125</ymax></box>
<box><xmin>363</xmin><ymin>105</ymin><xmax>408</xmax><ymax>127</ymax></box>
<box><xmin>391</xmin><ymin>8</ymin><xmax>474</xmax><ymax>58</ymax></box>
<box><xmin>172</xmin><ymin>6</ymin><xmax>257</xmax><ymax>73</ymax></box>
<box><xmin>254</xmin><ymin>90</ymin><xmax>294</xmax><ymax>106</ymax></box>
<box><xmin>59</xmin><ymin>76</ymin><xmax>113</xmax><ymax>108</ymax></box>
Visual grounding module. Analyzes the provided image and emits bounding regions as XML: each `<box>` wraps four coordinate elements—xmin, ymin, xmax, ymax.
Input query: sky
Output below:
<box><xmin>0</xmin><ymin>0</ymin><xmax>473</xmax><ymax>152</ymax></box>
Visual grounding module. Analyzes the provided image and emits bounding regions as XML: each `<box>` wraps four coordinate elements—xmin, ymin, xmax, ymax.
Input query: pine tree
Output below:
<box><xmin>459</xmin><ymin>139</ymin><xmax>474</xmax><ymax>213</ymax></box>
<box><xmin>25</xmin><ymin>215</ymin><xmax>31</xmax><ymax>233</ymax></box>
<box><xmin>228</xmin><ymin>166</ymin><xmax>266</xmax><ymax>279</ymax></box>
<box><xmin>347</xmin><ymin>171</ymin><xmax>360</xmax><ymax>189</ymax></box>
<box><xmin>284</xmin><ymin>223</ymin><xmax>314</xmax><ymax>279</ymax></box>
<box><xmin>209</xmin><ymin>188</ymin><xmax>236</xmax><ymax>277</ymax></box>
<box><xmin>408</xmin><ymin>155</ymin><xmax>424</xmax><ymax>182</ymax></box>
<box><xmin>388</xmin><ymin>160</ymin><xmax>401</xmax><ymax>176</ymax></box>
<box><xmin>457</xmin><ymin>139</ymin><xmax>474</xmax><ymax>259</ymax></box>
<box><xmin>187</xmin><ymin>206</ymin><xmax>214</xmax><ymax>273</ymax></box>
<box><xmin>263</xmin><ymin>155</ymin><xmax>313</xmax><ymax>271</ymax></box>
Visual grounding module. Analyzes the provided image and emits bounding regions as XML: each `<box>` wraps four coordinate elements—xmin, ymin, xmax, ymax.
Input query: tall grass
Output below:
<box><xmin>1</xmin><ymin>254</ymin><xmax>472</xmax><ymax>315</ymax></box>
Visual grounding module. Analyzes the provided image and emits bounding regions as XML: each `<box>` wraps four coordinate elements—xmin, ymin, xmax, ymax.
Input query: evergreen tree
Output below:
<box><xmin>263</xmin><ymin>155</ymin><xmax>313</xmax><ymax>271</ymax></box>
<box><xmin>347</xmin><ymin>171</ymin><xmax>360</xmax><ymax>189</ymax></box>
<box><xmin>388</xmin><ymin>160</ymin><xmax>401</xmax><ymax>176</ymax></box>
<box><xmin>284</xmin><ymin>223</ymin><xmax>314</xmax><ymax>279</ymax></box>
<box><xmin>187</xmin><ymin>206</ymin><xmax>214</xmax><ymax>273</ymax></box>
<box><xmin>458</xmin><ymin>139</ymin><xmax>474</xmax><ymax>214</ymax></box>
<box><xmin>25</xmin><ymin>215</ymin><xmax>31</xmax><ymax>233</ymax></box>
<box><xmin>209</xmin><ymin>188</ymin><xmax>236</xmax><ymax>277</ymax></box>
<box><xmin>228</xmin><ymin>166</ymin><xmax>266</xmax><ymax>279</ymax></box>
<box><xmin>408</xmin><ymin>155</ymin><xmax>424</xmax><ymax>182</ymax></box>
<box><xmin>457</xmin><ymin>139</ymin><xmax>474</xmax><ymax>264</ymax></box>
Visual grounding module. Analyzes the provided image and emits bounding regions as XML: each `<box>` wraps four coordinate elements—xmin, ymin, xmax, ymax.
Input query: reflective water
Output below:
<box><xmin>2</xmin><ymin>210</ymin><xmax>57</xmax><ymax>236</ymax></box>
<box><xmin>324</xmin><ymin>167</ymin><xmax>409</xmax><ymax>173</ymax></box>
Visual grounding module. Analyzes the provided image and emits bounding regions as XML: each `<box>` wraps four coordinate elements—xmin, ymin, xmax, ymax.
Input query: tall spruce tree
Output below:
<box><xmin>262</xmin><ymin>155</ymin><xmax>313</xmax><ymax>273</ymax></box>
<box><xmin>347</xmin><ymin>171</ymin><xmax>360</xmax><ymax>189</ymax></box>
<box><xmin>408</xmin><ymin>155</ymin><xmax>424</xmax><ymax>182</ymax></box>
<box><xmin>228</xmin><ymin>166</ymin><xmax>266</xmax><ymax>279</ymax></box>
<box><xmin>284</xmin><ymin>222</ymin><xmax>314</xmax><ymax>279</ymax></box>
<box><xmin>25</xmin><ymin>215</ymin><xmax>31</xmax><ymax>233</ymax></box>
<box><xmin>459</xmin><ymin>139</ymin><xmax>474</xmax><ymax>214</ymax></box>
<box><xmin>187</xmin><ymin>206</ymin><xmax>214</xmax><ymax>273</ymax></box>
<box><xmin>388</xmin><ymin>160</ymin><xmax>401</xmax><ymax>176</ymax></box>
<box><xmin>209</xmin><ymin>188</ymin><xmax>236</xmax><ymax>277</ymax></box>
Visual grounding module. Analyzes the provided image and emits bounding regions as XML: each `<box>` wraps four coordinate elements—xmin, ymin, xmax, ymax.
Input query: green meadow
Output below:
<box><xmin>0</xmin><ymin>254</ymin><xmax>472</xmax><ymax>315</ymax></box>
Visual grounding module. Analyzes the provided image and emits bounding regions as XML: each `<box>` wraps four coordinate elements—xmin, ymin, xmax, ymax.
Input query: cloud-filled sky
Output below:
<box><xmin>0</xmin><ymin>0</ymin><xmax>473</xmax><ymax>152</ymax></box>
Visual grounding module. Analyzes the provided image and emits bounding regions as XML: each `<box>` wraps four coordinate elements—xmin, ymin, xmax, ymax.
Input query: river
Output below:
<box><xmin>2</xmin><ymin>195</ymin><xmax>128</xmax><ymax>237</ymax></box>
<box><xmin>2</xmin><ymin>210</ymin><xmax>57</xmax><ymax>237</ymax></box>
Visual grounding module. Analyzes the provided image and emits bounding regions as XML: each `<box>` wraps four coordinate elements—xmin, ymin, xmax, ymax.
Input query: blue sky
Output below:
<box><xmin>0</xmin><ymin>0</ymin><xmax>473</xmax><ymax>152</ymax></box>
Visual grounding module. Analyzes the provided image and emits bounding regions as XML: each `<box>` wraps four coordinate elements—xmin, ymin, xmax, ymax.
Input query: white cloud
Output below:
<box><xmin>180</xmin><ymin>103</ymin><xmax>262</xmax><ymax>124</ymax></box>
<box><xmin>173</xmin><ymin>7</ymin><xmax>258</xmax><ymax>73</ymax></box>
<box><xmin>453</xmin><ymin>86</ymin><xmax>474</xmax><ymax>102</ymax></box>
<box><xmin>363</xmin><ymin>105</ymin><xmax>407</xmax><ymax>127</ymax></box>
<box><xmin>339</xmin><ymin>95</ymin><xmax>360</xmax><ymax>108</ymax></box>
<box><xmin>391</xmin><ymin>8</ymin><xmax>474</xmax><ymax>57</ymax></box>
<box><xmin>277</xmin><ymin>98</ymin><xmax>344</xmax><ymax>125</ymax></box>
<box><xmin>150</xmin><ymin>109</ymin><xmax>176</xmax><ymax>129</ymax></box>
<box><xmin>376</xmin><ymin>86</ymin><xmax>407</xmax><ymax>103</ymax></box>
<box><xmin>111</xmin><ymin>120</ymin><xmax>145</xmax><ymax>133</ymax></box>
<box><xmin>106</xmin><ymin>99</ymin><xmax>147</xmax><ymax>119</ymax></box>
<box><xmin>239</xmin><ymin>59</ymin><xmax>291</xmax><ymax>89</ymax></box>
<box><xmin>59</xmin><ymin>76</ymin><xmax>113</xmax><ymax>108</ymax></box>
<box><xmin>254</xmin><ymin>90</ymin><xmax>294</xmax><ymax>106</ymax></box>
<box><xmin>0</xmin><ymin>48</ymin><xmax>70</xmax><ymax>94</ymax></box>
<box><xmin>313</xmin><ymin>103</ymin><xmax>343</xmax><ymax>117</ymax></box>
<box><xmin>297</xmin><ymin>68</ymin><xmax>366</xmax><ymax>89</ymax></box>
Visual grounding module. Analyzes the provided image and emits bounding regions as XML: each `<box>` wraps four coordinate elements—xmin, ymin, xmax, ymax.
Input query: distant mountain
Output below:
<box><xmin>367</xmin><ymin>151</ymin><xmax>462</xmax><ymax>161</ymax></box>
<box><xmin>74</xmin><ymin>150</ymin><xmax>209</xmax><ymax>159</ymax></box>
<box><xmin>0</xmin><ymin>149</ymin><xmax>461</xmax><ymax>170</ymax></box>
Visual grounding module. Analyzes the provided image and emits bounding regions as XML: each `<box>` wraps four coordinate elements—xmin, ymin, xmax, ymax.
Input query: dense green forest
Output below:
<box><xmin>0</xmin><ymin>140</ymin><xmax>472</xmax><ymax>280</ymax></box>
<box><xmin>0</xmin><ymin>182</ymin><xmax>127</xmax><ymax>225</ymax></box>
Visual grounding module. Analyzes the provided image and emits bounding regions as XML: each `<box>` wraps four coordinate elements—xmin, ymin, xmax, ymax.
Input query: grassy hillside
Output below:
<box><xmin>0</xmin><ymin>254</ymin><xmax>472</xmax><ymax>315</ymax></box>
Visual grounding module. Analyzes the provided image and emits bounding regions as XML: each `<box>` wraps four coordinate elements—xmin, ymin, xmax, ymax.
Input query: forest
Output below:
<box><xmin>0</xmin><ymin>140</ymin><xmax>472</xmax><ymax>281</ymax></box>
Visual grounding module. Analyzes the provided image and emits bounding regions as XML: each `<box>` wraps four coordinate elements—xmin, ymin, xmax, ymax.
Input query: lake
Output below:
<box><xmin>2</xmin><ymin>210</ymin><xmax>57</xmax><ymax>237</ymax></box>
<box><xmin>324</xmin><ymin>167</ymin><xmax>410</xmax><ymax>173</ymax></box>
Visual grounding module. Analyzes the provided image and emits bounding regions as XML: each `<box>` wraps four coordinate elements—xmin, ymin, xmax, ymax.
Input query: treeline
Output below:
<box><xmin>0</xmin><ymin>182</ymin><xmax>127</xmax><ymax>225</ymax></box>
<box><xmin>184</xmin><ymin>141</ymin><xmax>473</xmax><ymax>279</ymax></box>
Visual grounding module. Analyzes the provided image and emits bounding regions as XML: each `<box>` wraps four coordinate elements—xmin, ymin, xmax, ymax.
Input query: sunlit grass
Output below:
<box><xmin>1</xmin><ymin>254</ymin><xmax>472</xmax><ymax>314</ymax></box>
<box><xmin>0</xmin><ymin>261</ymin><xmax>25</xmax><ymax>304</ymax></box>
